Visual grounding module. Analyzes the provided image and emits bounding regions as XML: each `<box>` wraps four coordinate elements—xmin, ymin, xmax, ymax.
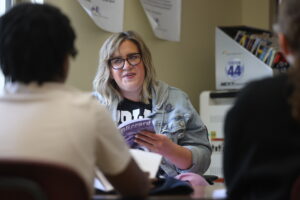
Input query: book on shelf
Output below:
<box><xmin>118</xmin><ymin>118</ymin><xmax>155</xmax><ymax>148</ymax></box>
<box><xmin>265</xmin><ymin>48</ymin><xmax>276</xmax><ymax>66</ymax></box>
<box><xmin>234</xmin><ymin>30</ymin><xmax>246</xmax><ymax>42</ymax></box>
<box><xmin>263</xmin><ymin>47</ymin><xmax>274</xmax><ymax>64</ymax></box>
<box><xmin>272</xmin><ymin>51</ymin><xmax>289</xmax><ymax>72</ymax></box>
<box><xmin>233</xmin><ymin>28</ymin><xmax>289</xmax><ymax>71</ymax></box>
<box><xmin>250</xmin><ymin>37</ymin><xmax>262</xmax><ymax>53</ymax></box>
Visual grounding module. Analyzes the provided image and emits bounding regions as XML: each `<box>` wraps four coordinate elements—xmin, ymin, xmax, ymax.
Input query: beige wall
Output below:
<box><xmin>242</xmin><ymin>0</ymin><xmax>271</xmax><ymax>30</ymax></box>
<box><xmin>45</xmin><ymin>0</ymin><xmax>271</xmax><ymax>112</ymax></box>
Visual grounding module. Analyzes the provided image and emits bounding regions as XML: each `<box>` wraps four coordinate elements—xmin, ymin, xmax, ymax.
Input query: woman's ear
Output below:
<box><xmin>278</xmin><ymin>33</ymin><xmax>291</xmax><ymax>55</ymax></box>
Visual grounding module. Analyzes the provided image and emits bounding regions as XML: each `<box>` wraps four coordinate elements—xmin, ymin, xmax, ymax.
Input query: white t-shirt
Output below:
<box><xmin>0</xmin><ymin>82</ymin><xmax>131</xmax><ymax>194</ymax></box>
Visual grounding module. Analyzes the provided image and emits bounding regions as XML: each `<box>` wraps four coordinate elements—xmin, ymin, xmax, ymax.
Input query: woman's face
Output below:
<box><xmin>110</xmin><ymin>40</ymin><xmax>145</xmax><ymax>99</ymax></box>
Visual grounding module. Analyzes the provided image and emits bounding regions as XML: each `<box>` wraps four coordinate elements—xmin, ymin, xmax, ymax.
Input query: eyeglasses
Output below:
<box><xmin>109</xmin><ymin>53</ymin><xmax>142</xmax><ymax>70</ymax></box>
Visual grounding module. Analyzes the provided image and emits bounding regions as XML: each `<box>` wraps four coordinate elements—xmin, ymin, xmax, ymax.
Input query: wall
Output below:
<box><xmin>241</xmin><ymin>0</ymin><xmax>272</xmax><ymax>30</ymax></box>
<box><xmin>10</xmin><ymin>0</ymin><xmax>274</xmax><ymax>111</ymax></box>
<box><xmin>44</xmin><ymin>0</ymin><xmax>245</xmax><ymax>112</ymax></box>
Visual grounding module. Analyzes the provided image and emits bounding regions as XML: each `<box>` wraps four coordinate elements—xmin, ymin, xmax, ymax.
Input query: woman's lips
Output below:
<box><xmin>123</xmin><ymin>73</ymin><xmax>136</xmax><ymax>78</ymax></box>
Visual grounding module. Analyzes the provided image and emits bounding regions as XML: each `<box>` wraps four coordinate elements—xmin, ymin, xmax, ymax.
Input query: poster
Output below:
<box><xmin>140</xmin><ymin>0</ymin><xmax>181</xmax><ymax>42</ymax></box>
<box><xmin>78</xmin><ymin>0</ymin><xmax>124</xmax><ymax>33</ymax></box>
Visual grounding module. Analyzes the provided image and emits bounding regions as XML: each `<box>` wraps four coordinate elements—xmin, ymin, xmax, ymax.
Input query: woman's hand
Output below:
<box><xmin>135</xmin><ymin>131</ymin><xmax>174</xmax><ymax>155</ymax></box>
<box><xmin>135</xmin><ymin>131</ymin><xmax>193</xmax><ymax>170</ymax></box>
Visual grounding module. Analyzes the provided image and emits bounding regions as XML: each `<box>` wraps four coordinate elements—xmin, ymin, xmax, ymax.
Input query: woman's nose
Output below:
<box><xmin>122</xmin><ymin>59</ymin><xmax>133</xmax><ymax>70</ymax></box>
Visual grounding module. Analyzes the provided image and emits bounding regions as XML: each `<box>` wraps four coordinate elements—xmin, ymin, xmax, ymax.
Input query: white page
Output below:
<box><xmin>140</xmin><ymin>0</ymin><xmax>181</xmax><ymax>41</ymax></box>
<box><xmin>94</xmin><ymin>149</ymin><xmax>162</xmax><ymax>192</ymax></box>
<box><xmin>78</xmin><ymin>0</ymin><xmax>124</xmax><ymax>33</ymax></box>
<box><xmin>129</xmin><ymin>149</ymin><xmax>162</xmax><ymax>179</ymax></box>
<box><xmin>94</xmin><ymin>169</ymin><xmax>114</xmax><ymax>191</ymax></box>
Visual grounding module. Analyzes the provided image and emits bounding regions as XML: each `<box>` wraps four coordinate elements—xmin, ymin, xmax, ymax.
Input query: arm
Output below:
<box><xmin>135</xmin><ymin>131</ymin><xmax>193</xmax><ymax>170</ymax></box>
<box><xmin>174</xmin><ymin>95</ymin><xmax>212</xmax><ymax>174</ymax></box>
<box><xmin>136</xmin><ymin>94</ymin><xmax>211</xmax><ymax>173</ymax></box>
<box><xmin>177</xmin><ymin>106</ymin><xmax>212</xmax><ymax>174</ymax></box>
<box><xmin>94</xmin><ymin>105</ymin><xmax>150</xmax><ymax>198</ymax></box>
<box><xmin>105</xmin><ymin>158</ymin><xmax>150</xmax><ymax>198</ymax></box>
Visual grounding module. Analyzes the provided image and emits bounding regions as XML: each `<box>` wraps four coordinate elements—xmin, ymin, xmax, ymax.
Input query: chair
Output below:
<box><xmin>0</xmin><ymin>159</ymin><xmax>90</xmax><ymax>200</ymax></box>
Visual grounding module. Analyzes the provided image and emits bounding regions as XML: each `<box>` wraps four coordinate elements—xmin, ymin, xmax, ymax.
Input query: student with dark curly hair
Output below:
<box><xmin>0</xmin><ymin>3</ymin><xmax>149</xmax><ymax>198</ymax></box>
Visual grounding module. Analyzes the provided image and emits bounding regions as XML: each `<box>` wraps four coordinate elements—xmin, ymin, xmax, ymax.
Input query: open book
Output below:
<box><xmin>118</xmin><ymin>118</ymin><xmax>155</xmax><ymax>148</ymax></box>
<box><xmin>94</xmin><ymin>149</ymin><xmax>162</xmax><ymax>192</ymax></box>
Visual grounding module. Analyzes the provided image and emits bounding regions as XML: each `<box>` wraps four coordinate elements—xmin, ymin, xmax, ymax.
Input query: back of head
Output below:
<box><xmin>278</xmin><ymin>0</ymin><xmax>300</xmax><ymax>122</ymax></box>
<box><xmin>0</xmin><ymin>3</ymin><xmax>77</xmax><ymax>84</ymax></box>
<box><xmin>278</xmin><ymin>0</ymin><xmax>300</xmax><ymax>53</ymax></box>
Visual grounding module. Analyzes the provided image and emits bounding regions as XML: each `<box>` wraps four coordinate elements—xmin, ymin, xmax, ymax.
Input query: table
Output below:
<box><xmin>93</xmin><ymin>183</ymin><xmax>226</xmax><ymax>200</ymax></box>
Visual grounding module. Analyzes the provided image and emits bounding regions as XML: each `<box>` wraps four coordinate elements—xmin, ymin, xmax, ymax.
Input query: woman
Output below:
<box><xmin>223</xmin><ymin>0</ymin><xmax>300</xmax><ymax>199</ymax></box>
<box><xmin>93</xmin><ymin>31</ymin><xmax>212</xmax><ymax>177</ymax></box>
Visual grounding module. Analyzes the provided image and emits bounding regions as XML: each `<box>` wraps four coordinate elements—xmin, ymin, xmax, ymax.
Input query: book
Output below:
<box><xmin>266</xmin><ymin>48</ymin><xmax>277</xmax><ymax>66</ymax></box>
<box><xmin>118</xmin><ymin>118</ymin><xmax>155</xmax><ymax>148</ymax></box>
<box><xmin>234</xmin><ymin>30</ymin><xmax>246</xmax><ymax>42</ymax></box>
<box><xmin>250</xmin><ymin>38</ymin><xmax>262</xmax><ymax>53</ymax></box>
<box><xmin>271</xmin><ymin>51</ymin><xmax>290</xmax><ymax>72</ymax></box>
<box><xmin>94</xmin><ymin>149</ymin><xmax>162</xmax><ymax>192</ymax></box>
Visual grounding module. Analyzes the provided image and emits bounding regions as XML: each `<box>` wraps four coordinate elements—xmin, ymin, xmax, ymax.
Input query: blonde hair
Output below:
<box><xmin>93</xmin><ymin>31</ymin><xmax>157</xmax><ymax>105</ymax></box>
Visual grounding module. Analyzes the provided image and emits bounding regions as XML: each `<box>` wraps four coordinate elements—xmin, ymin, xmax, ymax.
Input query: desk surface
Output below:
<box><xmin>93</xmin><ymin>183</ymin><xmax>226</xmax><ymax>200</ymax></box>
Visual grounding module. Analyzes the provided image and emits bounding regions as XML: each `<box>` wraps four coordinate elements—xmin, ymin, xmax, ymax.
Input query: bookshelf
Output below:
<box><xmin>215</xmin><ymin>26</ymin><xmax>288</xmax><ymax>90</ymax></box>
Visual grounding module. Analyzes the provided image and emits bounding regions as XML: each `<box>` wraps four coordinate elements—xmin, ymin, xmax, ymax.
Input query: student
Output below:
<box><xmin>93</xmin><ymin>31</ymin><xmax>212</xmax><ymax>178</ymax></box>
<box><xmin>0</xmin><ymin>3</ymin><xmax>149</xmax><ymax>198</ymax></box>
<box><xmin>223</xmin><ymin>0</ymin><xmax>300</xmax><ymax>199</ymax></box>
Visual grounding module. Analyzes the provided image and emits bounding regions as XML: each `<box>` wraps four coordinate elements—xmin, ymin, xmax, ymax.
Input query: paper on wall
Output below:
<box><xmin>78</xmin><ymin>0</ymin><xmax>124</xmax><ymax>33</ymax></box>
<box><xmin>140</xmin><ymin>0</ymin><xmax>181</xmax><ymax>42</ymax></box>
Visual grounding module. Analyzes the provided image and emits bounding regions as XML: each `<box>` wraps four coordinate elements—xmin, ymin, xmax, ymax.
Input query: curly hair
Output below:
<box><xmin>93</xmin><ymin>31</ymin><xmax>157</xmax><ymax>105</ymax></box>
<box><xmin>0</xmin><ymin>3</ymin><xmax>77</xmax><ymax>84</ymax></box>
